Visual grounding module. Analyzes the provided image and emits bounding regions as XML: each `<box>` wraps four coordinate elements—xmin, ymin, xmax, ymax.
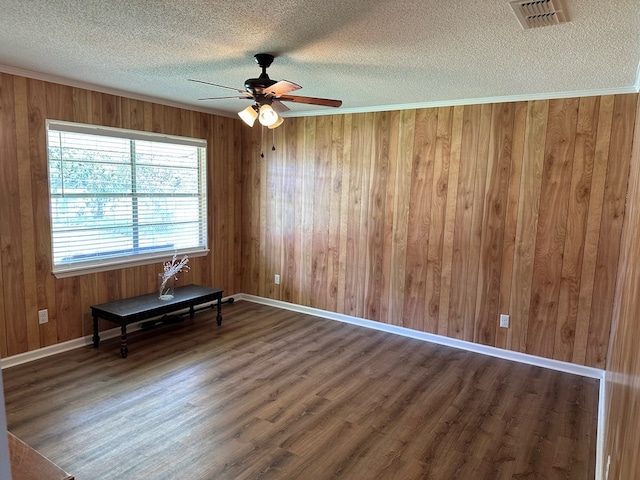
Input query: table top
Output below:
<box><xmin>90</xmin><ymin>284</ymin><xmax>223</xmax><ymax>318</ymax></box>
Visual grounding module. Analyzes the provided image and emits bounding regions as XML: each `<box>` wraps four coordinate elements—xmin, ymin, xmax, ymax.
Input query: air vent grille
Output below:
<box><xmin>509</xmin><ymin>0</ymin><xmax>568</xmax><ymax>29</ymax></box>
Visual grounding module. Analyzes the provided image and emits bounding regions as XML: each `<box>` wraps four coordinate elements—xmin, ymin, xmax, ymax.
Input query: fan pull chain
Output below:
<box><xmin>259</xmin><ymin>124</ymin><xmax>280</xmax><ymax>158</ymax></box>
<box><xmin>260</xmin><ymin>126</ymin><xmax>264</xmax><ymax>158</ymax></box>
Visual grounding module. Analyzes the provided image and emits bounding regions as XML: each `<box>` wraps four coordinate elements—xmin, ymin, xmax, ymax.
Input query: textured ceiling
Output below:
<box><xmin>0</xmin><ymin>0</ymin><xmax>638</xmax><ymax>119</ymax></box>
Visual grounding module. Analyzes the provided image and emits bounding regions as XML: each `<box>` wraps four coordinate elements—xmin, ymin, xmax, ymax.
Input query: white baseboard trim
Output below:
<box><xmin>1</xmin><ymin>295</ymin><xmax>234</xmax><ymax>369</ymax></box>
<box><xmin>238</xmin><ymin>293</ymin><xmax>607</xmax><ymax>480</ymax></box>
<box><xmin>0</xmin><ymin>322</ymin><xmax>152</xmax><ymax>369</ymax></box>
<box><xmin>1</xmin><ymin>326</ymin><xmax>124</xmax><ymax>369</ymax></box>
<box><xmin>4</xmin><ymin>293</ymin><xmax>605</xmax><ymax>378</ymax></box>
<box><xmin>237</xmin><ymin>293</ymin><xmax>604</xmax><ymax>379</ymax></box>
<box><xmin>596</xmin><ymin>371</ymin><xmax>608</xmax><ymax>480</ymax></box>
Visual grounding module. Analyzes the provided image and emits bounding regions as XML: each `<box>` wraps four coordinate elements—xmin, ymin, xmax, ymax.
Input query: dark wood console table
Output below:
<box><xmin>91</xmin><ymin>284</ymin><xmax>223</xmax><ymax>358</ymax></box>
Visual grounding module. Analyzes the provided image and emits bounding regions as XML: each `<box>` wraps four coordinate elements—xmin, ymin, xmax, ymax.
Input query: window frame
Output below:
<box><xmin>46</xmin><ymin>120</ymin><xmax>209</xmax><ymax>278</ymax></box>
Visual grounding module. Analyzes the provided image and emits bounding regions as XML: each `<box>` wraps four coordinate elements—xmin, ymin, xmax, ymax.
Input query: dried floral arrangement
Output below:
<box><xmin>159</xmin><ymin>253</ymin><xmax>190</xmax><ymax>299</ymax></box>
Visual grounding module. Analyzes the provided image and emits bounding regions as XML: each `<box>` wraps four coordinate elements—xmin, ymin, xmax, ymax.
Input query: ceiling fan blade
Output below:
<box><xmin>198</xmin><ymin>95</ymin><xmax>254</xmax><ymax>101</ymax></box>
<box><xmin>188</xmin><ymin>78</ymin><xmax>251</xmax><ymax>96</ymax></box>
<box><xmin>271</xmin><ymin>100</ymin><xmax>290</xmax><ymax>113</ymax></box>
<box><xmin>278</xmin><ymin>95</ymin><xmax>342</xmax><ymax>108</ymax></box>
<box><xmin>264</xmin><ymin>80</ymin><xmax>302</xmax><ymax>97</ymax></box>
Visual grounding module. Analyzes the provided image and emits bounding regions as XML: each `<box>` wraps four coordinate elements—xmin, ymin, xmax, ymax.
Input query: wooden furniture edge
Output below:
<box><xmin>8</xmin><ymin>431</ymin><xmax>73</xmax><ymax>480</ymax></box>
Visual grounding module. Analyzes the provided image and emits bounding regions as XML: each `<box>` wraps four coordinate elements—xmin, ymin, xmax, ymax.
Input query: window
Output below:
<box><xmin>46</xmin><ymin>120</ymin><xmax>208</xmax><ymax>277</ymax></box>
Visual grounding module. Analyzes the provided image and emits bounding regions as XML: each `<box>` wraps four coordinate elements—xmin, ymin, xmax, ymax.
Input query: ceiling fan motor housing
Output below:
<box><xmin>244</xmin><ymin>76</ymin><xmax>277</xmax><ymax>95</ymax></box>
<box><xmin>245</xmin><ymin>53</ymin><xmax>277</xmax><ymax>95</ymax></box>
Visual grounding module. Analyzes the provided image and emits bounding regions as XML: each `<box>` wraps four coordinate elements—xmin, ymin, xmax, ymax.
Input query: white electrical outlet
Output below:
<box><xmin>274</xmin><ymin>274</ymin><xmax>280</xmax><ymax>285</ymax></box>
<box><xmin>38</xmin><ymin>309</ymin><xmax>48</xmax><ymax>324</ymax></box>
<box><xmin>499</xmin><ymin>314</ymin><xmax>509</xmax><ymax>328</ymax></box>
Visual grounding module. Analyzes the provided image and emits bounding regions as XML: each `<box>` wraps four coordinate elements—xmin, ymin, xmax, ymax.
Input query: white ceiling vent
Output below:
<box><xmin>509</xmin><ymin>0</ymin><xmax>568</xmax><ymax>29</ymax></box>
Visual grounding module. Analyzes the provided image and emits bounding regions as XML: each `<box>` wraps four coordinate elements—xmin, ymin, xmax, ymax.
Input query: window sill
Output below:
<box><xmin>52</xmin><ymin>248</ymin><xmax>210</xmax><ymax>279</ymax></box>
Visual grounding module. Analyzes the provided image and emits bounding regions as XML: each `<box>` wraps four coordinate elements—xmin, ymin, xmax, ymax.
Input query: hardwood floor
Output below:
<box><xmin>3</xmin><ymin>300</ymin><xmax>598</xmax><ymax>479</ymax></box>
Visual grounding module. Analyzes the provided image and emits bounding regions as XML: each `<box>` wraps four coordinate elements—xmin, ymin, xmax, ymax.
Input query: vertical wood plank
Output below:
<box><xmin>255</xmin><ymin>125</ymin><xmax>268</xmax><ymax>295</ymax></box>
<box><xmin>383</xmin><ymin>109</ymin><xmax>411</xmax><ymax>326</ymax></box>
<box><xmin>151</xmin><ymin>103</ymin><xmax>164</xmax><ymax>133</ymax></box>
<box><xmin>241</xmin><ymin>125</ymin><xmax>260</xmax><ymax>295</ymax></box>
<box><xmin>326</xmin><ymin>115</ymin><xmax>344</xmax><ymax>312</ymax></box>
<box><xmin>268</xmin><ymin>121</ymin><xmax>281</xmax><ymax>300</ymax></box>
<box><xmin>297</xmin><ymin>118</ymin><xmax>316</xmax><ymax>305</ymax></box>
<box><xmin>72</xmin><ymin>87</ymin><xmax>91</xmax><ymax>124</ymax></box>
<box><xmin>508</xmin><ymin>100</ymin><xmax>548</xmax><ymax>353</ymax></box>
<box><xmin>356</xmin><ymin>113</ymin><xmax>375</xmax><ymax>318</ymax></box>
<box><xmin>258</xmin><ymin>125</ymin><xmax>268</xmax><ymax>298</ymax></box>
<box><xmin>364</xmin><ymin>111</ymin><xmax>390</xmax><ymax>321</ymax></box>
<box><xmin>45</xmin><ymin>83</ymin><xmax>73</xmax><ymax>122</ymax></box>
<box><xmin>474</xmin><ymin>102</ymin><xmax>515</xmax><ymax>346</ymax></box>
<box><xmin>424</xmin><ymin>107</ymin><xmax>453</xmax><ymax>333</ymax></box>
<box><xmin>311</xmin><ymin>115</ymin><xmax>332</xmax><ymax>309</ymax></box>
<box><xmin>101</xmin><ymin>93</ymin><xmax>121</xmax><ymax>127</ymax></box>
<box><xmin>496</xmin><ymin>101</ymin><xmax>527</xmax><ymax>350</ymax></box>
<box><xmin>343</xmin><ymin>113</ymin><xmax>367</xmax><ymax>315</ymax></box>
<box><xmin>0</xmin><ymin>238</ymin><xmax>5</xmax><ymax>356</ymax></box>
<box><xmin>28</xmin><ymin>79</ymin><xmax>57</xmax><ymax>344</ymax></box>
<box><xmin>379</xmin><ymin>108</ymin><xmax>397</xmax><ymax>324</ymax></box>
<box><xmin>90</xmin><ymin>91</ymin><xmax>102</xmax><ymax>123</ymax></box>
<box><xmin>449</xmin><ymin>104</ymin><xmax>482</xmax><ymax>340</ymax></box>
<box><xmin>526</xmin><ymin>98</ymin><xmax>579</xmax><ymax>358</ymax></box>
<box><xmin>336</xmin><ymin>115</ymin><xmax>353</xmax><ymax>313</ymax></box>
<box><xmin>280</xmin><ymin>119</ymin><xmax>302</xmax><ymax>303</ymax></box>
<box><xmin>299</xmin><ymin>117</ymin><xmax>316</xmax><ymax>306</ymax></box>
<box><xmin>585</xmin><ymin>94</ymin><xmax>637</xmax><ymax>368</ymax></box>
<box><xmin>553</xmin><ymin>96</ymin><xmax>599</xmax><ymax>362</ymax></box>
<box><xmin>55</xmin><ymin>277</ymin><xmax>82</xmax><ymax>342</ymax></box>
<box><xmin>466</xmin><ymin>104</ymin><xmax>493</xmax><ymax>342</ymax></box>
<box><xmin>218</xmin><ymin>116</ymin><xmax>233</xmax><ymax>292</ymax></box>
<box><xmin>572</xmin><ymin>96</ymin><xmax>614</xmax><ymax>364</ymax></box>
<box><xmin>198</xmin><ymin>112</ymin><xmax>214</xmax><ymax>287</ymax></box>
<box><xmin>13</xmin><ymin>76</ymin><xmax>40</xmax><ymax>351</ymax></box>
<box><xmin>213</xmin><ymin>117</ymin><xmax>232</xmax><ymax>294</ymax></box>
<box><xmin>438</xmin><ymin>105</ymin><xmax>464</xmax><ymax>336</ymax></box>
<box><xmin>402</xmin><ymin>108</ymin><xmax>437</xmax><ymax>331</ymax></box>
<box><xmin>0</xmin><ymin>73</ymin><xmax>29</xmax><ymax>356</ymax></box>
<box><xmin>232</xmin><ymin>120</ymin><xmax>244</xmax><ymax>294</ymax></box>
<box><xmin>227</xmin><ymin>117</ymin><xmax>239</xmax><ymax>293</ymax></box>
<box><xmin>40</xmin><ymin>83</ymin><xmax>74</xmax><ymax>345</ymax></box>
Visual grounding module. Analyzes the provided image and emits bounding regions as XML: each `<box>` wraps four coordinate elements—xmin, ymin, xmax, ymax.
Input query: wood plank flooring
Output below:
<box><xmin>2</xmin><ymin>300</ymin><xmax>598</xmax><ymax>479</ymax></box>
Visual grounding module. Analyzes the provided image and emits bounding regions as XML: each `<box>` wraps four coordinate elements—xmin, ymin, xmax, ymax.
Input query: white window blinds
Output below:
<box><xmin>46</xmin><ymin>120</ymin><xmax>208</xmax><ymax>277</ymax></box>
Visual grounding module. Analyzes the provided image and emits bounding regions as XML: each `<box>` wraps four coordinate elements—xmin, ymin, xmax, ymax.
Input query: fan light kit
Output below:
<box><xmin>189</xmin><ymin>53</ymin><xmax>342</xmax><ymax>129</ymax></box>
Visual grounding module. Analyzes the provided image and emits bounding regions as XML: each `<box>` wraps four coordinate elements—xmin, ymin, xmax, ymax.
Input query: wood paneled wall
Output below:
<box><xmin>0</xmin><ymin>73</ymin><xmax>243</xmax><ymax>358</ymax></box>
<box><xmin>240</xmin><ymin>94</ymin><xmax>639</xmax><ymax>368</ymax></box>
<box><xmin>604</xmin><ymin>96</ymin><xmax>640</xmax><ymax>479</ymax></box>
<box><xmin>1</xmin><ymin>69</ymin><xmax>638</xmax><ymax>372</ymax></box>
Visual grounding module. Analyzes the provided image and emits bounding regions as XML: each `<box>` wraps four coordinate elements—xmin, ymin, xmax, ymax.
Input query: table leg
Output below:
<box><xmin>189</xmin><ymin>305</ymin><xmax>195</xmax><ymax>319</ymax></box>
<box><xmin>93</xmin><ymin>316</ymin><xmax>100</xmax><ymax>347</ymax></box>
<box><xmin>120</xmin><ymin>324</ymin><xmax>128</xmax><ymax>358</ymax></box>
<box><xmin>216</xmin><ymin>296</ymin><xmax>222</xmax><ymax>326</ymax></box>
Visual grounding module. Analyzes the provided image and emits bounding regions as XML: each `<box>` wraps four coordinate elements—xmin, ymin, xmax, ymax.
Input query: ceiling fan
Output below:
<box><xmin>189</xmin><ymin>53</ymin><xmax>342</xmax><ymax>129</ymax></box>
